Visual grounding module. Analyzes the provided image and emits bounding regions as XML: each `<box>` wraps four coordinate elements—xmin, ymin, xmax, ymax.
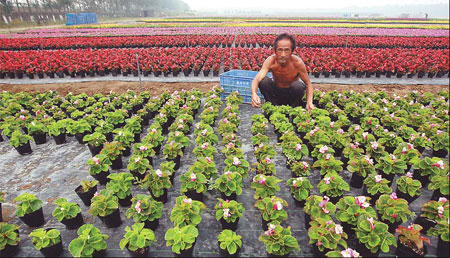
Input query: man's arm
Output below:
<box><xmin>251</xmin><ymin>57</ymin><xmax>273</xmax><ymax>108</ymax></box>
<box><xmin>297</xmin><ymin>60</ymin><xmax>314</xmax><ymax>113</ymax></box>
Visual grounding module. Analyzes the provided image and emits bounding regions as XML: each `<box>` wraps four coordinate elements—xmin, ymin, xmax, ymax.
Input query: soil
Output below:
<box><xmin>0</xmin><ymin>81</ymin><xmax>448</xmax><ymax>96</ymax></box>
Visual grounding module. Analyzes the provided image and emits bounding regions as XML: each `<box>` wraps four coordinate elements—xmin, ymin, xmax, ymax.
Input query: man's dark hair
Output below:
<box><xmin>274</xmin><ymin>33</ymin><xmax>296</xmax><ymax>52</ymax></box>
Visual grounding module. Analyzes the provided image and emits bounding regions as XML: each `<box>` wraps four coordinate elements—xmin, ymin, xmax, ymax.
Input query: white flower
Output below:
<box><xmin>319</xmin><ymin>145</ymin><xmax>329</xmax><ymax>153</ymax></box>
<box><xmin>225</xmin><ymin>170</ymin><xmax>232</xmax><ymax>176</ymax></box>
<box><xmin>323</xmin><ymin>177</ymin><xmax>331</xmax><ymax>184</ymax></box>
<box><xmin>335</xmin><ymin>224</ymin><xmax>343</xmax><ymax>234</ymax></box>
<box><xmin>362</xmin><ymin>132</ymin><xmax>368</xmax><ymax>140</ymax></box>
<box><xmin>139</xmin><ymin>146</ymin><xmax>148</xmax><ymax>151</ymax></box>
<box><xmin>190</xmin><ymin>173</ymin><xmax>197</xmax><ymax>181</ymax></box>
<box><xmin>330</xmin><ymin>122</ymin><xmax>335</xmax><ymax>128</ymax></box>
<box><xmin>371</xmin><ymin>141</ymin><xmax>379</xmax><ymax>149</ymax></box>
<box><xmin>135</xmin><ymin>200</ymin><xmax>142</xmax><ymax>214</ymax></box>
<box><xmin>406</xmin><ymin>172</ymin><xmax>413</xmax><ymax>178</ymax></box>
<box><xmin>365</xmin><ymin>155</ymin><xmax>374</xmax><ymax>165</ymax></box>
<box><xmin>337</xmin><ymin>129</ymin><xmax>344</xmax><ymax>134</ymax></box>
<box><xmin>274</xmin><ymin>201</ymin><xmax>283</xmax><ymax>210</ymax></box>
<box><xmin>292</xmin><ymin>180</ymin><xmax>297</xmax><ymax>187</ymax></box>
<box><xmin>439</xmin><ymin>197</ymin><xmax>448</xmax><ymax>203</ymax></box>
<box><xmin>390</xmin><ymin>192</ymin><xmax>398</xmax><ymax>200</ymax></box>
<box><xmin>232</xmin><ymin>157</ymin><xmax>241</xmax><ymax>166</ymax></box>
<box><xmin>201</xmin><ymin>129</ymin><xmax>207</xmax><ymax>136</ymax></box>
<box><xmin>375</xmin><ymin>175</ymin><xmax>383</xmax><ymax>183</ymax></box>
<box><xmin>302</xmin><ymin>162</ymin><xmax>309</xmax><ymax>168</ymax></box>
<box><xmin>135</xmin><ymin>157</ymin><xmax>141</xmax><ymax>163</ymax></box>
<box><xmin>183</xmin><ymin>198</ymin><xmax>192</xmax><ymax>204</ymax></box>
<box><xmin>92</xmin><ymin>157</ymin><xmax>100</xmax><ymax>165</ymax></box>
<box><xmin>223</xmin><ymin>208</ymin><xmax>231</xmax><ymax>217</ymax></box>
<box><xmin>296</xmin><ymin>143</ymin><xmax>302</xmax><ymax>151</ymax></box>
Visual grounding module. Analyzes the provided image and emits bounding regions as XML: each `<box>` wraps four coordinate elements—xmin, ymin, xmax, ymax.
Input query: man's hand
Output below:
<box><xmin>252</xmin><ymin>94</ymin><xmax>261</xmax><ymax>108</ymax></box>
<box><xmin>306</xmin><ymin>102</ymin><xmax>315</xmax><ymax>114</ymax></box>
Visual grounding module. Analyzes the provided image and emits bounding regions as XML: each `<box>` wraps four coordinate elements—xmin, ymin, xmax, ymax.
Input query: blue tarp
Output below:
<box><xmin>65</xmin><ymin>13</ymin><xmax>98</xmax><ymax>26</ymax></box>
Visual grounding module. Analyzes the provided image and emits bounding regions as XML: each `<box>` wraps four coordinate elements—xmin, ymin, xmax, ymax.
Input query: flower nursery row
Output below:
<box><xmin>2</xmin><ymin>27</ymin><xmax>448</xmax><ymax>39</ymax></box>
<box><xmin>0</xmin><ymin>34</ymin><xmax>447</xmax><ymax>51</ymax></box>
<box><xmin>0</xmin><ymin>46</ymin><xmax>448</xmax><ymax>79</ymax></box>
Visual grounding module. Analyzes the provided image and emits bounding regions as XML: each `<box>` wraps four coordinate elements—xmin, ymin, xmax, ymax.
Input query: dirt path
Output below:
<box><xmin>0</xmin><ymin>81</ymin><xmax>448</xmax><ymax>96</ymax></box>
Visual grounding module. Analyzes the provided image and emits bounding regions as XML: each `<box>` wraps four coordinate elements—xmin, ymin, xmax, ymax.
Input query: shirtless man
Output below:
<box><xmin>251</xmin><ymin>33</ymin><xmax>314</xmax><ymax>113</ymax></box>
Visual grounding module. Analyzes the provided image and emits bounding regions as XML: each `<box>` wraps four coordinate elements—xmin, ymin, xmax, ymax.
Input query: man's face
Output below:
<box><xmin>275</xmin><ymin>38</ymin><xmax>293</xmax><ymax>66</ymax></box>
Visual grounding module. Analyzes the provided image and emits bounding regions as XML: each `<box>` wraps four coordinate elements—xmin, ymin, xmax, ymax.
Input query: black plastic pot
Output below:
<box><xmin>350</xmin><ymin>173</ymin><xmax>364</xmax><ymax>188</ymax></box>
<box><xmin>118</xmin><ymin>194</ymin><xmax>133</xmax><ymax>207</ymax></box>
<box><xmin>111</xmin><ymin>155</ymin><xmax>123</xmax><ymax>170</ymax></box>
<box><xmin>175</xmin><ymin>239</ymin><xmax>196</xmax><ymax>257</ymax></box>
<box><xmin>356</xmin><ymin>241</ymin><xmax>380</xmax><ymax>257</ymax></box>
<box><xmin>53</xmin><ymin>134</ymin><xmax>66</xmax><ymax>145</ymax></box>
<box><xmin>414</xmin><ymin>216</ymin><xmax>437</xmax><ymax>233</ymax></box>
<box><xmin>437</xmin><ymin>237</ymin><xmax>449</xmax><ymax>257</ymax></box>
<box><xmin>98</xmin><ymin>208</ymin><xmax>122</xmax><ymax>228</ymax></box>
<box><xmin>91</xmin><ymin>170</ymin><xmax>110</xmax><ymax>185</ymax></box>
<box><xmin>105</xmin><ymin>132</ymin><xmax>114</xmax><ymax>142</ymax></box>
<box><xmin>75</xmin><ymin>132</ymin><xmax>88</xmax><ymax>144</ymax></box>
<box><xmin>127</xmin><ymin>246</ymin><xmax>149</xmax><ymax>257</ymax></box>
<box><xmin>0</xmin><ymin>203</ymin><xmax>2</xmax><ymax>222</ymax></box>
<box><xmin>15</xmin><ymin>141</ymin><xmax>32</xmax><ymax>155</ymax></box>
<box><xmin>40</xmin><ymin>237</ymin><xmax>63</xmax><ymax>257</ymax></box>
<box><xmin>75</xmin><ymin>184</ymin><xmax>97</xmax><ymax>206</ymax></box>
<box><xmin>122</xmin><ymin>146</ymin><xmax>131</xmax><ymax>157</ymax></box>
<box><xmin>431</xmin><ymin>190</ymin><xmax>448</xmax><ymax>201</ymax></box>
<box><xmin>19</xmin><ymin>207</ymin><xmax>45</xmax><ymax>227</ymax></box>
<box><xmin>0</xmin><ymin>243</ymin><xmax>19</xmax><ymax>257</ymax></box>
<box><xmin>185</xmin><ymin>190</ymin><xmax>203</xmax><ymax>201</ymax></box>
<box><xmin>341</xmin><ymin>222</ymin><xmax>355</xmax><ymax>236</ymax></box>
<box><xmin>383</xmin><ymin>219</ymin><xmax>401</xmax><ymax>234</ymax></box>
<box><xmin>220</xmin><ymin>218</ymin><xmax>239</xmax><ymax>230</ymax></box>
<box><xmin>88</xmin><ymin>144</ymin><xmax>103</xmax><ymax>156</ymax></box>
<box><xmin>151</xmin><ymin>189</ymin><xmax>168</xmax><ymax>203</ymax></box>
<box><xmin>32</xmin><ymin>133</ymin><xmax>47</xmax><ymax>145</ymax></box>
<box><xmin>292</xmin><ymin>195</ymin><xmax>306</xmax><ymax>207</ymax></box>
<box><xmin>220</xmin><ymin>192</ymin><xmax>237</xmax><ymax>201</ymax></box>
<box><xmin>131</xmin><ymin>170</ymin><xmax>147</xmax><ymax>181</ymax></box>
<box><xmin>395</xmin><ymin>239</ymin><xmax>427</xmax><ymax>257</ymax></box>
<box><xmin>143</xmin><ymin>218</ymin><xmax>159</xmax><ymax>231</ymax></box>
<box><xmin>312</xmin><ymin>244</ymin><xmax>329</xmax><ymax>257</ymax></box>
<box><xmin>153</xmin><ymin>144</ymin><xmax>161</xmax><ymax>155</ymax></box>
<box><xmin>412</xmin><ymin>171</ymin><xmax>429</xmax><ymax>188</ymax></box>
<box><xmin>362</xmin><ymin>187</ymin><xmax>381</xmax><ymax>206</ymax></box>
<box><xmin>60</xmin><ymin>211</ymin><xmax>84</xmax><ymax>229</ymax></box>
<box><xmin>133</xmin><ymin>133</ymin><xmax>141</xmax><ymax>143</ymax></box>
<box><xmin>380</xmin><ymin>171</ymin><xmax>395</xmax><ymax>186</ymax></box>
<box><xmin>168</xmin><ymin>156</ymin><xmax>181</xmax><ymax>170</ymax></box>
<box><xmin>432</xmin><ymin>149</ymin><xmax>448</xmax><ymax>158</ymax></box>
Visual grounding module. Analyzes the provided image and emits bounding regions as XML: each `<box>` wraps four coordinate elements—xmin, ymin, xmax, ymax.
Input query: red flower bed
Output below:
<box><xmin>0</xmin><ymin>47</ymin><xmax>448</xmax><ymax>78</ymax></box>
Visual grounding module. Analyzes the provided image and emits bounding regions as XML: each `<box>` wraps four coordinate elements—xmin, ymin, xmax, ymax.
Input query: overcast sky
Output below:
<box><xmin>184</xmin><ymin>0</ymin><xmax>448</xmax><ymax>10</ymax></box>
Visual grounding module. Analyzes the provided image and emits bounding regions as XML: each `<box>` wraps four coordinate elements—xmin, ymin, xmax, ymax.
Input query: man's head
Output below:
<box><xmin>273</xmin><ymin>33</ymin><xmax>296</xmax><ymax>66</ymax></box>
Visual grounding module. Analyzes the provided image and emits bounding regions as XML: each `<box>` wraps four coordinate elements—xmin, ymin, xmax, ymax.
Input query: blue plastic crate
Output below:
<box><xmin>65</xmin><ymin>13</ymin><xmax>78</xmax><ymax>26</ymax></box>
<box><xmin>220</xmin><ymin>70</ymin><xmax>271</xmax><ymax>103</ymax></box>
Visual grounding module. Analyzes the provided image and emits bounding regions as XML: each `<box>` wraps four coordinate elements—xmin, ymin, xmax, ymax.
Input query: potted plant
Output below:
<box><xmin>132</xmin><ymin>143</ymin><xmax>156</xmax><ymax>165</ymax></box>
<box><xmin>68</xmin><ymin>224</ymin><xmax>108</xmax><ymax>257</ymax></box>
<box><xmin>143</xmin><ymin>127</ymin><xmax>164</xmax><ymax>154</ymax></box>
<box><xmin>66</xmin><ymin>119</ymin><xmax>91</xmax><ymax>144</ymax></box>
<box><xmin>376</xmin><ymin>193</ymin><xmax>412</xmax><ymax>233</ymax></box>
<box><xmin>52</xmin><ymin>198</ymin><xmax>84</xmax><ymax>229</ymax></box>
<box><xmin>126</xmin><ymin>194</ymin><xmax>163</xmax><ymax>231</ymax></box>
<box><xmin>304</xmin><ymin>195</ymin><xmax>336</xmax><ymax>227</ymax></box>
<box><xmin>0</xmin><ymin>222</ymin><xmax>20</xmax><ymax>257</ymax></box>
<box><xmin>308</xmin><ymin>218</ymin><xmax>348</xmax><ymax>256</ymax></box>
<box><xmin>195</xmin><ymin>128</ymin><xmax>219</xmax><ymax>146</ymax></box>
<box><xmin>167</xmin><ymin>131</ymin><xmax>190</xmax><ymax>151</ymax></box>
<box><xmin>192</xmin><ymin>142</ymin><xmax>217</xmax><ymax>158</ymax></box>
<box><xmin>87</xmin><ymin>154</ymin><xmax>112</xmax><ymax>185</ymax></box>
<box><xmin>83</xmin><ymin>132</ymin><xmax>107</xmax><ymax>156</ymax></box>
<box><xmin>163</xmin><ymin>141</ymin><xmax>184</xmax><ymax>170</ymax></box>
<box><xmin>250</xmin><ymin>174</ymin><xmax>282</xmax><ymax>200</ymax></box>
<box><xmin>0</xmin><ymin>192</ymin><xmax>4</xmax><ymax>222</ymax></box>
<box><xmin>430</xmin><ymin>129</ymin><xmax>449</xmax><ymax>158</ymax></box>
<box><xmin>411</xmin><ymin>157</ymin><xmax>448</xmax><ymax>187</ymax></box>
<box><xmin>290</xmin><ymin>161</ymin><xmax>311</xmax><ymax>177</ymax></box>
<box><xmin>170</xmin><ymin>196</ymin><xmax>206</xmax><ymax>228</ymax></box>
<box><xmin>325</xmin><ymin>248</ymin><xmax>361</xmax><ymax>258</ymax></box>
<box><xmin>427</xmin><ymin>216</ymin><xmax>450</xmax><ymax>257</ymax></box>
<box><xmin>165</xmin><ymin>225</ymin><xmax>199</xmax><ymax>256</ymax></box>
<box><xmin>48</xmin><ymin>120</ymin><xmax>68</xmax><ymax>144</ymax></box>
<box><xmin>335</xmin><ymin>196</ymin><xmax>377</xmax><ymax>235</ymax></box>
<box><xmin>317</xmin><ymin>172</ymin><xmax>350</xmax><ymax>203</ymax></box>
<box><xmin>139</xmin><ymin>169</ymin><xmax>172</xmax><ymax>203</ymax></box>
<box><xmin>286</xmin><ymin>177</ymin><xmax>313</xmax><ymax>207</ymax></box>
<box><xmin>26</xmin><ymin>120</ymin><xmax>48</xmax><ymax>144</ymax></box>
<box><xmin>94</xmin><ymin>120</ymin><xmax>114</xmax><ymax>142</ymax></box>
<box><xmin>9</xmin><ymin>130</ymin><xmax>33</xmax><ymax>155</ymax></box>
<box><xmin>28</xmin><ymin>228</ymin><xmax>63</xmax><ymax>257</ymax></box>
<box><xmin>189</xmin><ymin>157</ymin><xmax>218</xmax><ymax>181</ymax></box>
<box><xmin>214</xmin><ymin>171</ymin><xmax>243</xmax><ymax>200</ymax></box>
<box><xmin>120</xmin><ymin>222</ymin><xmax>156</xmax><ymax>257</ymax></box>
<box><xmin>100</xmin><ymin>141</ymin><xmax>125</xmax><ymax>169</ymax></box>
<box><xmin>179</xmin><ymin>171</ymin><xmax>208</xmax><ymax>201</ymax></box>
<box><xmin>395</xmin><ymin>224</ymin><xmax>430</xmax><ymax>257</ymax></box>
<box><xmin>251</xmin><ymin>133</ymin><xmax>270</xmax><ymax>147</ymax></box>
<box><xmin>428</xmin><ymin>171</ymin><xmax>450</xmax><ymax>201</ymax></box>
<box><xmin>127</xmin><ymin>155</ymin><xmax>151</xmax><ymax>181</ymax></box>
<box><xmin>346</xmin><ymin>154</ymin><xmax>376</xmax><ymax>188</ymax></box>
<box><xmin>395</xmin><ymin>174</ymin><xmax>422</xmax><ymax>203</ymax></box>
<box><xmin>375</xmin><ymin>153</ymin><xmax>407</xmax><ymax>184</ymax></box>
<box><xmin>113</xmin><ymin>128</ymin><xmax>134</xmax><ymax>156</ymax></box>
<box><xmin>13</xmin><ymin>192</ymin><xmax>44</xmax><ymax>227</ymax></box>
<box><xmin>354</xmin><ymin>215</ymin><xmax>397</xmax><ymax>256</ymax></box>
<box><xmin>363</xmin><ymin>174</ymin><xmax>393</xmax><ymax>205</ymax></box>
<box><xmin>215</xmin><ymin>198</ymin><xmax>245</xmax><ymax>230</ymax></box>
<box><xmin>258</xmin><ymin>222</ymin><xmax>300</xmax><ymax>256</ymax></box>
<box><xmin>106</xmin><ymin>172</ymin><xmax>134</xmax><ymax>206</ymax></box>
<box><xmin>255</xmin><ymin>196</ymin><xmax>288</xmax><ymax>230</ymax></box>
<box><xmin>217</xmin><ymin>230</ymin><xmax>242</xmax><ymax>257</ymax></box>
<box><xmin>89</xmin><ymin>189</ymin><xmax>122</xmax><ymax>228</ymax></box>
<box><xmin>75</xmin><ymin>180</ymin><xmax>98</xmax><ymax>206</ymax></box>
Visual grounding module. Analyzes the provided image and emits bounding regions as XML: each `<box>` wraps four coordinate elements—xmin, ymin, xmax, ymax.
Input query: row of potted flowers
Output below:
<box><xmin>1</xmin><ymin>46</ymin><xmax>448</xmax><ymax>79</ymax></box>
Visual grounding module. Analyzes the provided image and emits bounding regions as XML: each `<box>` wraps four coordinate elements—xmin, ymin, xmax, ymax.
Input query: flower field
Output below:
<box><xmin>0</xmin><ymin>17</ymin><xmax>449</xmax><ymax>258</ymax></box>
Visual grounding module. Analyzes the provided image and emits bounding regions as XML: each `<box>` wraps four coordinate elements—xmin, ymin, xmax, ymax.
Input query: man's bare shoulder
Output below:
<box><xmin>292</xmin><ymin>55</ymin><xmax>305</xmax><ymax>66</ymax></box>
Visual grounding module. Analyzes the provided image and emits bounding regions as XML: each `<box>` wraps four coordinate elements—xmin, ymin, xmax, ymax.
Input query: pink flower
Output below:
<box><xmin>264</xmin><ymin>157</ymin><xmax>273</xmax><ymax>164</ymax></box>
<box><xmin>438</xmin><ymin>206</ymin><xmax>444</xmax><ymax>218</ymax></box>
<box><xmin>390</xmin><ymin>192</ymin><xmax>398</xmax><ymax>200</ymax></box>
<box><xmin>439</xmin><ymin>197</ymin><xmax>448</xmax><ymax>203</ymax></box>
<box><xmin>371</xmin><ymin>141</ymin><xmax>379</xmax><ymax>149</ymax></box>
<box><xmin>183</xmin><ymin>198</ymin><xmax>192</xmax><ymax>204</ymax></box>
<box><xmin>92</xmin><ymin>157</ymin><xmax>100</xmax><ymax>165</ymax></box>
<box><xmin>341</xmin><ymin>248</ymin><xmax>360</xmax><ymax>258</ymax></box>
<box><xmin>367</xmin><ymin>217</ymin><xmax>375</xmax><ymax>229</ymax></box>
<box><xmin>319</xmin><ymin>145</ymin><xmax>329</xmax><ymax>154</ymax></box>
<box><xmin>302</xmin><ymin>162</ymin><xmax>309</xmax><ymax>169</ymax></box>
<box><xmin>155</xmin><ymin>169</ymin><xmax>163</xmax><ymax>177</ymax></box>
<box><xmin>375</xmin><ymin>175</ymin><xmax>383</xmax><ymax>183</ymax></box>
<box><xmin>407</xmin><ymin>143</ymin><xmax>414</xmax><ymax>149</ymax></box>
<box><xmin>292</xmin><ymin>179</ymin><xmax>297</xmax><ymax>188</ymax></box>
<box><xmin>19</xmin><ymin>115</ymin><xmax>26</xmax><ymax>121</ymax></box>
<box><xmin>201</xmin><ymin>143</ymin><xmax>208</xmax><ymax>150</ymax></box>
<box><xmin>273</xmin><ymin>201</ymin><xmax>283</xmax><ymax>211</ymax></box>
<box><xmin>151</xmin><ymin>128</ymin><xmax>157</xmax><ymax>133</ymax></box>
<box><xmin>337</xmin><ymin>129</ymin><xmax>344</xmax><ymax>134</ymax></box>
<box><xmin>319</xmin><ymin>196</ymin><xmax>330</xmax><ymax>214</ymax></box>
<box><xmin>392</xmin><ymin>214</ymin><xmax>397</xmax><ymax>218</ymax></box>
<box><xmin>201</xmin><ymin>129</ymin><xmax>207</xmax><ymax>136</ymax></box>
<box><xmin>325</xmin><ymin>154</ymin><xmax>332</xmax><ymax>160</ymax></box>
<box><xmin>330</xmin><ymin>122</ymin><xmax>335</xmax><ymax>128</ymax></box>
<box><xmin>296</xmin><ymin>143</ymin><xmax>302</xmax><ymax>151</ymax></box>
<box><xmin>406</xmin><ymin>172</ymin><xmax>413</xmax><ymax>178</ymax></box>
<box><xmin>362</xmin><ymin>132</ymin><xmax>368</xmax><ymax>140</ymax></box>
<box><xmin>432</xmin><ymin>160</ymin><xmax>445</xmax><ymax>170</ymax></box>
<box><xmin>232</xmin><ymin>157</ymin><xmax>241</xmax><ymax>166</ymax></box>
<box><xmin>205</xmin><ymin>157</ymin><xmax>212</xmax><ymax>163</ymax></box>
<box><xmin>223</xmin><ymin>208</ymin><xmax>231</xmax><ymax>217</ymax></box>
<box><xmin>135</xmin><ymin>200</ymin><xmax>142</xmax><ymax>214</ymax></box>
<box><xmin>190</xmin><ymin>173</ymin><xmax>197</xmax><ymax>182</ymax></box>
<box><xmin>401</xmin><ymin>147</ymin><xmax>407</xmax><ymax>154</ymax></box>
<box><xmin>323</xmin><ymin>177</ymin><xmax>331</xmax><ymax>184</ymax></box>
<box><xmin>317</xmin><ymin>241</ymin><xmax>322</xmax><ymax>246</ymax></box>
<box><xmin>335</xmin><ymin>224</ymin><xmax>343</xmax><ymax>234</ymax></box>
<box><xmin>93</xmin><ymin>191</ymin><xmax>99</xmax><ymax>197</ymax></box>
<box><xmin>356</xmin><ymin>196</ymin><xmax>369</xmax><ymax>208</ymax></box>
<box><xmin>139</xmin><ymin>146</ymin><xmax>148</xmax><ymax>151</ymax></box>
<box><xmin>36</xmin><ymin>110</ymin><xmax>41</xmax><ymax>115</ymax></box>
<box><xmin>135</xmin><ymin>157</ymin><xmax>141</xmax><ymax>163</ymax></box>
<box><xmin>365</xmin><ymin>155</ymin><xmax>374</xmax><ymax>165</ymax></box>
